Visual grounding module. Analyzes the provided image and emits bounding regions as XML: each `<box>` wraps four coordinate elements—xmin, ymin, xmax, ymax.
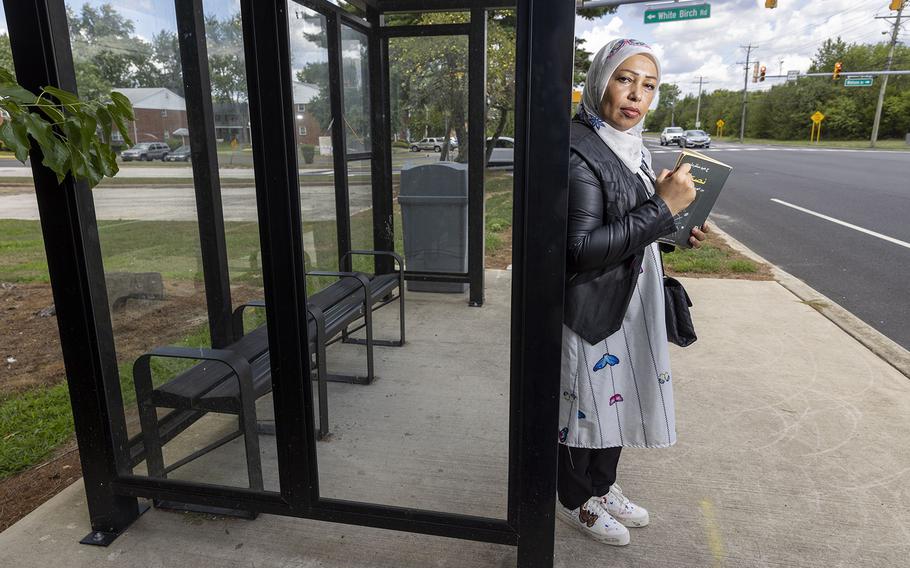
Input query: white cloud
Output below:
<box><xmin>575</xmin><ymin>0</ymin><xmax>898</xmax><ymax>97</ymax></box>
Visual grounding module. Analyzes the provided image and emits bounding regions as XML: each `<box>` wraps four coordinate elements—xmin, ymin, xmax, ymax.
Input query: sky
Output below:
<box><xmin>575</xmin><ymin>0</ymin><xmax>906</xmax><ymax>97</ymax></box>
<box><xmin>0</xmin><ymin>0</ymin><xmax>905</xmax><ymax>96</ymax></box>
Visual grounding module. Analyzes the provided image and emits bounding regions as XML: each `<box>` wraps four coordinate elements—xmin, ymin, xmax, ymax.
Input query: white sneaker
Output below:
<box><xmin>600</xmin><ymin>484</ymin><xmax>650</xmax><ymax>527</ymax></box>
<box><xmin>557</xmin><ymin>497</ymin><xmax>630</xmax><ymax>546</ymax></box>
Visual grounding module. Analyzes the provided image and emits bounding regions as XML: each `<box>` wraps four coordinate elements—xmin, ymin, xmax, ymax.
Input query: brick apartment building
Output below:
<box><xmin>112</xmin><ymin>88</ymin><xmax>188</xmax><ymax>146</ymax></box>
<box><xmin>113</xmin><ymin>84</ymin><xmax>320</xmax><ymax>148</ymax></box>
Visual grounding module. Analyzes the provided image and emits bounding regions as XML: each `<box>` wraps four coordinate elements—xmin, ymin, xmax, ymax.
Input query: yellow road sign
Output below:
<box><xmin>716</xmin><ymin>119</ymin><xmax>725</xmax><ymax>128</ymax></box>
<box><xmin>571</xmin><ymin>90</ymin><xmax>582</xmax><ymax>104</ymax></box>
<box><xmin>811</xmin><ymin>111</ymin><xmax>825</xmax><ymax>124</ymax></box>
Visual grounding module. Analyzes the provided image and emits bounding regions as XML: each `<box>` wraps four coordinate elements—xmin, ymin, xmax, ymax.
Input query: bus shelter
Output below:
<box><xmin>4</xmin><ymin>0</ymin><xmax>576</xmax><ymax>566</ymax></box>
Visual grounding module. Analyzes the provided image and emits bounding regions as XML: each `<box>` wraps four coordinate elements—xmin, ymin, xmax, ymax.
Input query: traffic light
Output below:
<box><xmin>759</xmin><ymin>65</ymin><xmax>767</xmax><ymax>82</ymax></box>
<box><xmin>765</xmin><ymin>0</ymin><xmax>778</xmax><ymax>8</ymax></box>
<box><xmin>753</xmin><ymin>62</ymin><xmax>760</xmax><ymax>83</ymax></box>
<box><xmin>833</xmin><ymin>61</ymin><xmax>843</xmax><ymax>80</ymax></box>
<box><xmin>890</xmin><ymin>0</ymin><xmax>904</xmax><ymax>12</ymax></box>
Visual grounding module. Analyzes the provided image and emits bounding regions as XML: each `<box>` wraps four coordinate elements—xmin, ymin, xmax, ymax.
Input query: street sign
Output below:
<box><xmin>716</xmin><ymin>119</ymin><xmax>725</xmax><ymax>128</ymax></box>
<box><xmin>844</xmin><ymin>76</ymin><xmax>874</xmax><ymax>87</ymax></box>
<box><xmin>786</xmin><ymin>70</ymin><xmax>800</xmax><ymax>82</ymax></box>
<box><xmin>572</xmin><ymin>90</ymin><xmax>582</xmax><ymax>104</ymax></box>
<box><xmin>694</xmin><ymin>120</ymin><xmax>701</xmax><ymax>128</ymax></box>
<box><xmin>644</xmin><ymin>3</ymin><xmax>710</xmax><ymax>24</ymax></box>
<box><xmin>811</xmin><ymin>111</ymin><xmax>825</xmax><ymax>124</ymax></box>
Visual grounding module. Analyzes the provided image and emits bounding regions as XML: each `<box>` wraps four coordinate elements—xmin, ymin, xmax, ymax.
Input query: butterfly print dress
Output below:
<box><xmin>559</xmin><ymin>233</ymin><xmax>677</xmax><ymax>449</ymax></box>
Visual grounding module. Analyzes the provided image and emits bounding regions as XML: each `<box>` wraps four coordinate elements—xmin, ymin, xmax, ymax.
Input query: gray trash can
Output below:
<box><xmin>399</xmin><ymin>162</ymin><xmax>468</xmax><ymax>293</ymax></box>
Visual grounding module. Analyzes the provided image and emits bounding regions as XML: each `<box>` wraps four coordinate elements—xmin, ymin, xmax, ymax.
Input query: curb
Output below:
<box><xmin>711</xmin><ymin>225</ymin><xmax>910</xmax><ymax>380</ymax></box>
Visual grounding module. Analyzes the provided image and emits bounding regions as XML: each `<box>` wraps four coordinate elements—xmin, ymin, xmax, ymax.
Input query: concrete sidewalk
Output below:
<box><xmin>2</xmin><ymin>272</ymin><xmax>910</xmax><ymax>567</ymax></box>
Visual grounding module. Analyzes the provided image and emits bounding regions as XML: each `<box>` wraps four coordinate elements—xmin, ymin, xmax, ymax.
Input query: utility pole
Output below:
<box><xmin>692</xmin><ymin>76</ymin><xmax>711</xmax><ymax>129</ymax></box>
<box><xmin>738</xmin><ymin>44</ymin><xmax>757</xmax><ymax>143</ymax></box>
<box><xmin>871</xmin><ymin>3</ymin><xmax>905</xmax><ymax>147</ymax></box>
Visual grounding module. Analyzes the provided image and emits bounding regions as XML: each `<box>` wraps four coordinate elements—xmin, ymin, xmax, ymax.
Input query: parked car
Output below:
<box><xmin>164</xmin><ymin>145</ymin><xmax>192</xmax><ymax>162</ymax></box>
<box><xmin>410</xmin><ymin>137</ymin><xmax>446</xmax><ymax>152</ymax></box>
<box><xmin>677</xmin><ymin>129</ymin><xmax>711</xmax><ymax>149</ymax></box>
<box><xmin>487</xmin><ymin>136</ymin><xmax>514</xmax><ymax>166</ymax></box>
<box><xmin>660</xmin><ymin>126</ymin><xmax>684</xmax><ymax>146</ymax></box>
<box><xmin>121</xmin><ymin>142</ymin><xmax>170</xmax><ymax>161</ymax></box>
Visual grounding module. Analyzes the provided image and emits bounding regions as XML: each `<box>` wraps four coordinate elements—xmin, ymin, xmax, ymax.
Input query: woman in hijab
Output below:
<box><xmin>557</xmin><ymin>38</ymin><xmax>708</xmax><ymax>546</ymax></box>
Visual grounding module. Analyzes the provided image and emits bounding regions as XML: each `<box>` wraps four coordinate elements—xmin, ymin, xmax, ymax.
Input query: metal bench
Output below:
<box><xmin>129</xmin><ymin>256</ymin><xmax>406</xmax><ymax>494</ymax></box>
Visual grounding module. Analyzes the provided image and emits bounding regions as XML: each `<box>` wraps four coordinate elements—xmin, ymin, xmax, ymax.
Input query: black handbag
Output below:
<box><xmin>659</xmin><ymin>254</ymin><xmax>697</xmax><ymax>347</ymax></box>
<box><xmin>643</xmin><ymin>164</ymin><xmax>697</xmax><ymax>347</ymax></box>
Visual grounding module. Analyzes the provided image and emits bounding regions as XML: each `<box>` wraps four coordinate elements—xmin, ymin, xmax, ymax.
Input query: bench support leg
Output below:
<box><xmin>237</xmin><ymin>376</ymin><xmax>264</xmax><ymax>492</ymax></box>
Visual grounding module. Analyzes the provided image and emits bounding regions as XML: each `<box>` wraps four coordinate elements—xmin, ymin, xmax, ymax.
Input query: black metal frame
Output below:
<box><xmin>5</xmin><ymin>0</ymin><xmax>576</xmax><ymax>565</ymax></box>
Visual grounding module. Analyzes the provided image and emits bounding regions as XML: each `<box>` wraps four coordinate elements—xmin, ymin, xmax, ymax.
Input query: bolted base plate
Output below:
<box><xmin>80</xmin><ymin>501</ymin><xmax>151</xmax><ymax>546</ymax></box>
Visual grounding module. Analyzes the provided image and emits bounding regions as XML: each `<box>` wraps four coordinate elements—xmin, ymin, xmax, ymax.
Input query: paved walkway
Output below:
<box><xmin>2</xmin><ymin>271</ymin><xmax>910</xmax><ymax>567</ymax></box>
<box><xmin>0</xmin><ymin>183</ymin><xmax>374</xmax><ymax>222</ymax></box>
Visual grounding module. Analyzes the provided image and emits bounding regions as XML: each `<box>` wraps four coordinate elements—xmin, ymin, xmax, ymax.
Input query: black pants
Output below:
<box><xmin>557</xmin><ymin>445</ymin><xmax>622</xmax><ymax>510</ymax></box>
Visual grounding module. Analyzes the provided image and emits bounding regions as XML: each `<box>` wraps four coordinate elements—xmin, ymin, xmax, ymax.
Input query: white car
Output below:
<box><xmin>487</xmin><ymin>136</ymin><xmax>514</xmax><ymax>166</ymax></box>
<box><xmin>660</xmin><ymin>127</ymin><xmax>684</xmax><ymax>146</ymax></box>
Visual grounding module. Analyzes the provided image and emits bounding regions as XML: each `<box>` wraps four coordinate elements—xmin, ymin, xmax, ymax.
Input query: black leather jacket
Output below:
<box><xmin>564</xmin><ymin>118</ymin><xmax>676</xmax><ymax>344</ymax></box>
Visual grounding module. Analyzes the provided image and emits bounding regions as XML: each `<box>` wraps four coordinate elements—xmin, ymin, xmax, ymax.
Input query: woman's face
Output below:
<box><xmin>599</xmin><ymin>54</ymin><xmax>659</xmax><ymax>131</ymax></box>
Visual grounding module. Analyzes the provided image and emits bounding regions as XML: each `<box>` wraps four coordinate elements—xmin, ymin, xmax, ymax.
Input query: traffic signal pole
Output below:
<box><xmin>871</xmin><ymin>2</ymin><xmax>904</xmax><ymax>148</ymax></box>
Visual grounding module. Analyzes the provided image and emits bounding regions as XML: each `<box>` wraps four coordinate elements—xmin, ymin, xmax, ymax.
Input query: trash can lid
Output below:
<box><xmin>400</xmin><ymin>162</ymin><xmax>468</xmax><ymax>197</ymax></box>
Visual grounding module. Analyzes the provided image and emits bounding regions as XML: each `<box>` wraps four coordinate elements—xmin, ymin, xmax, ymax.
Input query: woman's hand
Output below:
<box><xmin>655</xmin><ymin>163</ymin><xmax>697</xmax><ymax>216</ymax></box>
<box><xmin>689</xmin><ymin>222</ymin><xmax>710</xmax><ymax>249</ymax></box>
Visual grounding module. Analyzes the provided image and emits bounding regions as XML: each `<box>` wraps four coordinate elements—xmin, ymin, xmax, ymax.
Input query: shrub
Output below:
<box><xmin>300</xmin><ymin>144</ymin><xmax>316</xmax><ymax>164</ymax></box>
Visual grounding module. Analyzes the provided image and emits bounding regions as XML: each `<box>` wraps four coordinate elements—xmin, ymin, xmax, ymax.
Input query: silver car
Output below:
<box><xmin>660</xmin><ymin>127</ymin><xmax>684</xmax><ymax>146</ymax></box>
<box><xmin>121</xmin><ymin>142</ymin><xmax>171</xmax><ymax>161</ymax></box>
<box><xmin>677</xmin><ymin>129</ymin><xmax>711</xmax><ymax>149</ymax></box>
<box><xmin>410</xmin><ymin>137</ymin><xmax>446</xmax><ymax>152</ymax></box>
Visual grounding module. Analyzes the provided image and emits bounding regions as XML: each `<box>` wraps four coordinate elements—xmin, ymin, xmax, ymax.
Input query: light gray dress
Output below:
<box><xmin>558</xmin><ymin>172</ymin><xmax>677</xmax><ymax>449</ymax></box>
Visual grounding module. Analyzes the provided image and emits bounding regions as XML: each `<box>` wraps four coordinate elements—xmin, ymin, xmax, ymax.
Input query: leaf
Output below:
<box><xmin>0</xmin><ymin>119</ymin><xmax>31</xmax><ymax>163</ymax></box>
<box><xmin>109</xmin><ymin>91</ymin><xmax>134</xmax><ymax>121</ymax></box>
<box><xmin>21</xmin><ymin>112</ymin><xmax>56</xmax><ymax>149</ymax></box>
<box><xmin>96</xmin><ymin>106</ymin><xmax>113</xmax><ymax>143</ymax></box>
<box><xmin>33</xmin><ymin>99</ymin><xmax>65</xmax><ymax>124</ymax></box>
<box><xmin>80</xmin><ymin>115</ymin><xmax>97</xmax><ymax>148</ymax></box>
<box><xmin>63</xmin><ymin>116</ymin><xmax>82</xmax><ymax>147</ymax></box>
<box><xmin>111</xmin><ymin>110</ymin><xmax>132</xmax><ymax>147</ymax></box>
<box><xmin>0</xmin><ymin>67</ymin><xmax>16</xmax><ymax>84</ymax></box>
<box><xmin>42</xmin><ymin>86</ymin><xmax>80</xmax><ymax>106</ymax></box>
<box><xmin>0</xmin><ymin>83</ymin><xmax>37</xmax><ymax>104</ymax></box>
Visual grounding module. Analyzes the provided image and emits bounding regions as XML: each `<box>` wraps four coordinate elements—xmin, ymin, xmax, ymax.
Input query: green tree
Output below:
<box><xmin>0</xmin><ymin>35</ymin><xmax>13</xmax><ymax>75</ymax></box>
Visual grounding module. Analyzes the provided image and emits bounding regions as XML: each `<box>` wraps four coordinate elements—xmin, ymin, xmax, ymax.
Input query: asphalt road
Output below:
<box><xmin>647</xmin><ymin>139</ymin><xmax>910</xmax><ymax>350</ymax></box>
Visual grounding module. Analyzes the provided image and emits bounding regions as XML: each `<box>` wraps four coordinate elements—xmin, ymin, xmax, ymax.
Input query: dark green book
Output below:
<box><xmin>657</xmin><ymin>149</ymin><xmax>732</xmax><ymax>249</ymax></box>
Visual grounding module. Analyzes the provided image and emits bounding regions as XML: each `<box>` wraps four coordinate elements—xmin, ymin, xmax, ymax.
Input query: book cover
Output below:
<box><xmin>657</xmin><ymin>149</ymin><xmax>733</xmax><ymax>248</ymax></box>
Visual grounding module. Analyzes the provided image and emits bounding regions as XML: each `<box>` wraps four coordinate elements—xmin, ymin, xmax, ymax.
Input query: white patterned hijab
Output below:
<box><xmin>578</xmin><ymin>39</ymin><xmax>661</xmax><ymax>174</ymax></box>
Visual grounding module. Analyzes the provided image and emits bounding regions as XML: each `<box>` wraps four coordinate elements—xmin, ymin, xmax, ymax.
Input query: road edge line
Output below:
<box><xmin>711</xmin><ymin>225</ymin><xmax>910</xmax><ymax>380</ymax></box>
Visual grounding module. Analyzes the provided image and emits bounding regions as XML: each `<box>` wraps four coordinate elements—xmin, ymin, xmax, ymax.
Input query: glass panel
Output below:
<box><xmin>60</xmin><ymin>0</ymin><xmax>268</xmax><ymax>491</ymax></box>
<box><xmin>325</xmin><ymin>0</ymin><xmax>365</xmax><ymax>19</ymax></box>
<box><xmin>315</xmin><ymin>21</ymin><xmax>513</xmax><ymax>521</ymax></box>
<box><xmin>347</xmin><ymin>158</ymin><xmax>373</xmax><ymax>261</ymax></box>
<box><xmin>341</xmin><ymin>24</ymin><xmax>370</xmax><ymax>154</ymax></box>
<box><xmin>289</xmin><ymin>4</ymin><xmax>340</xmax><ymax>288</ymax></box>
<box><xmin>389</xmin><ymin>35</ymin><xmax>468</xmax><ymax>273</ymax></box>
